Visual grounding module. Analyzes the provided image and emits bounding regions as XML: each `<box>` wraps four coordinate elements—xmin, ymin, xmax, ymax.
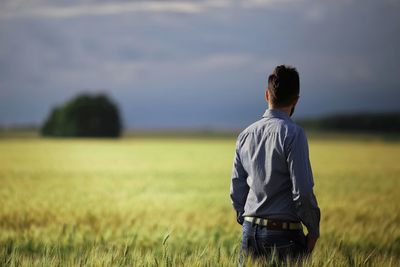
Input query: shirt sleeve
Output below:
<box><xmin>286</xmin><ymin>128</ymin><xmax>321</xmax><ymax>238</ymax></box>
<box><xmin>230</xmin><ymin>133</ymin><xmax>249</xmax><ymax>225</ymax></box>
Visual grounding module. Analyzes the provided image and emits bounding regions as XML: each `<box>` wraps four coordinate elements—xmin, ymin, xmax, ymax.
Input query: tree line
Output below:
<box><xmin>39</xmin><ymin>92</ymin><xmax>399</xmax><ymax>137</ymax></box>
<box><xmin>297</xmin><ymin>112</ymin><xmax>400</xmax><ymax>133</ymax></box>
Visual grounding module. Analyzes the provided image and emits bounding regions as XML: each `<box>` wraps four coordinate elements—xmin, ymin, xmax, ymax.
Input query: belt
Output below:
<box><xmin>244</xmin><ymin>217</ymin><xmax>302</xmax><ymax>230</ymax></box>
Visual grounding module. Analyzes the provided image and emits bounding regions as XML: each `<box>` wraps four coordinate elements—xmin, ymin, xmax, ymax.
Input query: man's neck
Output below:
<box><xmin>269</xmin><ymin>105</ymin><xmax>292</xmax><ymax>117</ymax></box>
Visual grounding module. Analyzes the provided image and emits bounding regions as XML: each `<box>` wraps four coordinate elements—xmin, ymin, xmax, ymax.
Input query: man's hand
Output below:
<box><xmin>236</xmin><ymin>211</ymin><xmax>244</xmax><ymax>225</ymax></box>
<box><xmin>306</xmin><ymin>234</ymin><xmax>318</xmax><ymax>253</ymax></box>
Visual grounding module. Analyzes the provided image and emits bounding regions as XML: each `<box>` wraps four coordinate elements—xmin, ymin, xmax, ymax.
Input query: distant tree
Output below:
<box><xmin>41</xmin><ymin>93</ymin><xmax>122</xmax><ymax>137</ymax></box>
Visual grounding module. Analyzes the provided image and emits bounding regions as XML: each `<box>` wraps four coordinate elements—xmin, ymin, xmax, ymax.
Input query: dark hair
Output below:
<box><xmin>267</xmin><ymin>65</ymin><xmax>300</xmax><ymax>107</ymax></box>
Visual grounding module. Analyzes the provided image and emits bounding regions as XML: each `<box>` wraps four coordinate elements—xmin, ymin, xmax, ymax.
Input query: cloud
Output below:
<box><xmin>0</xmin><ymin>0</ymin><xmax>238</xmax><ymax>19</ymax></box>
<box><xmin>240</xmin><ymin>0</ymin><xmax>303</xmax><ymax>9</ymax></box>
<box><xmin>0</xmin><ymin>0</ymin><xmax>316</xmax><ymax>20</ymax></box>
<box><xmin>1</xmin><ymin>0</ymin><xmax>398</xmax><ymax>21</ymax></box>
<box><xmin>0</xmin><ymin>0</ymin><xmax>400</xmax><ymax>127</ymax></box>
<box><xmin>0</xmin><ymin>1</ymin><xmax>206</xmax><ymax>19</ymax></box>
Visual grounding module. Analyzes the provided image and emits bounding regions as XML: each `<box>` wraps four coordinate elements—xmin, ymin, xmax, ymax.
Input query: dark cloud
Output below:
<box><xmin>0</xmin><ymin>0</ymin><xmax>399</xmax><ymax>128</ymax></box>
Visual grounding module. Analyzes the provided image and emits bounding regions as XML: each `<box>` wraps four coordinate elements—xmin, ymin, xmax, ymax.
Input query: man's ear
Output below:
<box><xmin>265</xmin><ymin>89</ymin><xmax>270</xmax><ymax>102</ymax></box>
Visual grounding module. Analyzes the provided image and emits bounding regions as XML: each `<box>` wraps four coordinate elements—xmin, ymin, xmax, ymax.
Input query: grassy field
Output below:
<box><xmin>0</xmin><ymin>135</ymin><xmax>399</xmax><ymax>266</ymax></box>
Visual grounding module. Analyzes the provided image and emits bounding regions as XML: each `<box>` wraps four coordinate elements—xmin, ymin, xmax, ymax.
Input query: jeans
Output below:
<box><xmin>240</xmin><ymin>220</ymin><xmax>307</xmax><ymax>264</ymax></box>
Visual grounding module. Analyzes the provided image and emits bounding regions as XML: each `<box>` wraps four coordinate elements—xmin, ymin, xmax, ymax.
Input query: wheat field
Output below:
<box><xmin>0</xmin><ymin>135</ymin><xmax>399</xmax><ymax>266</ymax></box>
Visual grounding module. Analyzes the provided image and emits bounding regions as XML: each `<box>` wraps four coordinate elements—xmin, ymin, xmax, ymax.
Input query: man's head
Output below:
<box><xmin>266</xmin><ymin>65</ymin><xmax>300</xmax><ymax>116</ymax></box>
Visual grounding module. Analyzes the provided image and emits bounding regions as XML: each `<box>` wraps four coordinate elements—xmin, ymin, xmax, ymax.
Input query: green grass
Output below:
<box><xmin>0</xmin><ymin>136</ymin><xmax>399</xmax><ymax>266</ymax></box>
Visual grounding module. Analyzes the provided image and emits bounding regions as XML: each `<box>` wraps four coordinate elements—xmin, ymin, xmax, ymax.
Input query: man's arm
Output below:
<box><xmin>286</xmin><ymin>128</ymin><xmax>321</xmax><ymax>250</ymax></box>
<box><xmin>230</xmin><ymin>134</ymin><xmax>249</xmax><ymax>225</ymax></box>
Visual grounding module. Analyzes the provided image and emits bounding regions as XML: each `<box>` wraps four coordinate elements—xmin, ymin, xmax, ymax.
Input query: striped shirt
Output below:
<box><xmin>230</xmin><ymin>109</ymin><xmax>320</xmax><ymax>237</ymax></box>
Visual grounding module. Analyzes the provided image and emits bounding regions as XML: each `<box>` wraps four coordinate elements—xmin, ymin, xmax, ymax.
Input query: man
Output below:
<box><xmin>230</xmin><ymin>65</ymin><xmax>320</xmax><ymax>262</ymax></box>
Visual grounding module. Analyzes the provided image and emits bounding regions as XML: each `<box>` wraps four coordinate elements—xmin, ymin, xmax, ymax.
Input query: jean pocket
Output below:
<box><xmin>260</xmin><ymin>239</ymin><xmax>306</xmax><ymax>259</ymax></box>
<box><xmin>272</xmin><ymin>240</ymin><xmax>295</xmax><ymax>250</ymax></box>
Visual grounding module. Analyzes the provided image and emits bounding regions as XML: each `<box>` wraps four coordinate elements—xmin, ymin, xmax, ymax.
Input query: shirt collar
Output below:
<box><xmin>262</xmin><ymin>109</ymin><xmax>292</xmax><ymax>121</ymax></box>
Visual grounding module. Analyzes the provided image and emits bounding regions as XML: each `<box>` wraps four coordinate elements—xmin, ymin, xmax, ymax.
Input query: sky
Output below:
<box><xmin>0</xmin><ymin>0</ymin><xmax>399</xmax><ymax>129</ymax></box>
